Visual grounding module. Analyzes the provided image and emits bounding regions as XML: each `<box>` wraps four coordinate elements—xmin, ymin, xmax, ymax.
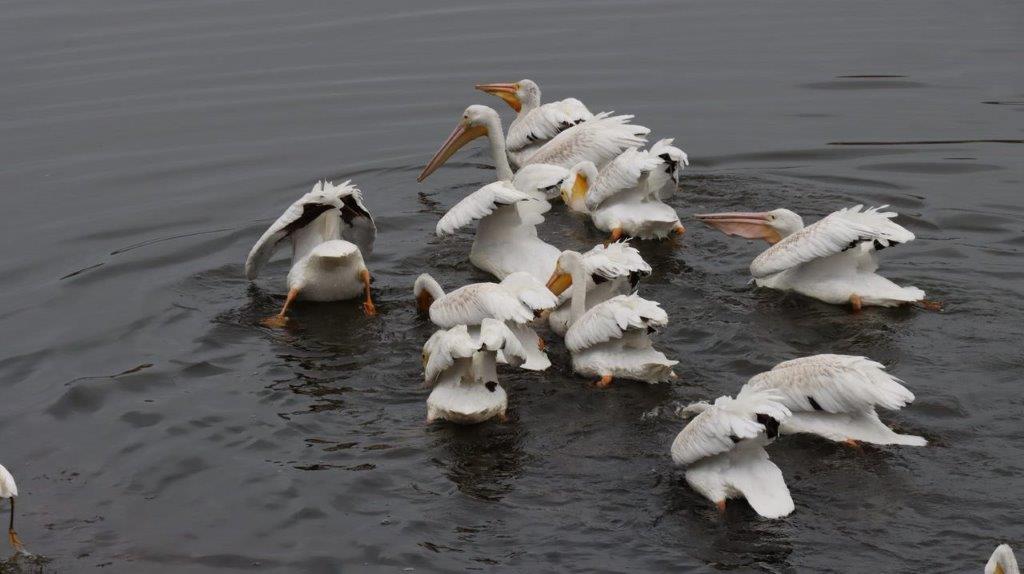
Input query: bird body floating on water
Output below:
<box><xmin>546</xmin><ymin>250</ymin><xmax>677</xmax><ymax>387</ymax></box>
<box><xmin>245</xmin><ymin>180</ymin><xmax>377</xmax><ymax>326</ymax></box>
<box><xmin>547</xmin><ymin>242</ymin><xmax>651</xmax><ymax>337</ymax></box>
<box><xmin>671</xmin><ymin>390</ymin><xmax>794</xmax><ymax>518</ymax></box>
<box><xmin>414</xmin><ymin>272</ymin><xmax>558</xmax><ymax>371</ymax></box>
<box><xmin>562</xmin><ymin>138</ymin><xmax>688</xmax><ymax>242</ymax></box>
<box><xmin>422</xmin><ymin>318</ymin><xmax>528</xmax><ymax>424</ymax></box>
<box><xmin>741</xmin><ymin>354</ymin><xmax>926</xmax><ymax>447</ymax></box>
<box><xmin>697</xmin><ymin>205</ymin><xmax>939</xmax><ymax>311</ymax></box>
<box><xmin>0</xmin><ymin>464</ymin><xmax>25</xmax><ymax>554</ymax></box>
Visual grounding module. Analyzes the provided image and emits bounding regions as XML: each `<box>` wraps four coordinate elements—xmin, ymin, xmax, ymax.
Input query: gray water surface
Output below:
<box><xmin>2</xmin><ymin>1</ymin><xmax>1023</xmax><ymax>572</ymax></box>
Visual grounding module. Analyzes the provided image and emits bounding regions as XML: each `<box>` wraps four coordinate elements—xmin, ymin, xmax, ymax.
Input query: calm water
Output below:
<box><xmin>2</xmin><ymin>1</ymin><xmax>1023</xmax><ymax>572</ymax></box>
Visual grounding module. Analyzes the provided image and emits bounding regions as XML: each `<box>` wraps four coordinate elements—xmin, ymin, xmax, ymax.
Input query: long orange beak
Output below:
<box><xmin>696</xmin><ymin>212</ymin><xmax>781</xmax><ymax>244</ymax></box>
<box><xmin>475</xmin><ymin>82</ymin><xmax>522</xmax><ymax>112</ymax></box>
<box><xmin>417</xmin><ymin>121</ymin><xmax>488</xmax><ymax>182</ymax></box>
<box><xmin>546</xmin><ymin>269</ymin><xmax>573</xmax><ymax>296</ymax></box>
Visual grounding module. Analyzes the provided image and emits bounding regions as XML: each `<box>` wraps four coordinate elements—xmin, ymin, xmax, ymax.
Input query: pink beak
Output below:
<box><xmin>696</xmin><ymin>211</ymin><xmax>781</xmax><ymax>243</ymax></box>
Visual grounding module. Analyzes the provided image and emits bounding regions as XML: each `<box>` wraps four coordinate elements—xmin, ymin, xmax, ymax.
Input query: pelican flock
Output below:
<box><xmin>9</xmin><ymin>78</ymin><xmax>998</xmax><ymax>568</ymax></box>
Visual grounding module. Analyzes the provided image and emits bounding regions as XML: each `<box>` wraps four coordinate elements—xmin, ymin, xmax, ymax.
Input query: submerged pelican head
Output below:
<box><xmin>475</xmin><ymin>79</ymin><xmax>541</xmax><ymax>113</ymax></box>
<box><xmin>695</xmin><ymin>208</ymin><xmax>803</xmax><ymax>244</ymax></box>
<box><xmin>418</xmin><ymin>105</ymin><xmax>503</xmax><ymax>182</ymax></box>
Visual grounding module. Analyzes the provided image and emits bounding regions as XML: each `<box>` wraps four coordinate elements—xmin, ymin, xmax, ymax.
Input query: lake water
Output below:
<box><xmin>1</xmin><ymin>0</ymin><xmax>1022</xmax><ymax>572</ymax></box>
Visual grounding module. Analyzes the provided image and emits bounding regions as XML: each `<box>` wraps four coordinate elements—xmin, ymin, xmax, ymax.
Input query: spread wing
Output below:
<box><xmin>670</xmin><ymin>390</ymin><xmax>790</xmax><ymax>466</ymax></box>
<box><xmin>521</xmin><ymin>113</ymin><xmax>650</xmax><ymax>170</ymax></box>
<box><xmin>423</xmin><ymin>326</ymin><xmax>476</xmax><ymax>386</ymax></box>
<box><xmin>581</xmin><ymin>241</ymin><xmax>652</xmax><ymax>279</ymax></box>
<box><xmin>338</xmin><ymin>184</ymin><xmax>376</xmax><ymax>256</ymax></box>
<box><xmin>646</xmin><ymin>138</ymin><xmax>689</xmax><ymax>199</ymax></box>
<box><xmin>750</xmin><ymin>205</ymin><xmax>916</xmax><ymax>278</ymax></box>
<box><xmin>429</xmin><ymin>283</ymin><xmax>534</xmax><ymax>328</ymax></box>
<box><xmin>499</xmin><ymin>272</ymin><xmax>560</xmax><ymax>311</ymax></box>
<box><xmin>436</xmin><ymin>181</ymin><xmax>532</xmax><ymax>236</ymax></box>
<box><xmin>585</xmin><ymin>148</ymin><xmax>662</xmax><ymax>210</ymax></box>
<box><xmin>477</xmin><ymin>318</ymin><xmax>528</xmax><ymax>368</ymax></box>
<box><xmin>564</xmin><ymin>293</ymin><xmax>667</xmax><ymax>353</ymax></box>
<box><xmin>741</xmin><ymin>354</ymin><xmax>916</xmax><ymax>414</ymax></box>
<box><xmin>506</xmin><ymin>98</ymin><xmax>594</xmax><ymax>152</ymax></box>
<box><xmin>510</xmin><ymin>163</ymin><xmax>569</xmax><ymax>200</ymax></box>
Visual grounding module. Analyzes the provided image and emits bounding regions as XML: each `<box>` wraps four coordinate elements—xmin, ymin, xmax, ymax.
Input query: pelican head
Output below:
<box><xmin>559</xmin><ymin>161</ymin><xmax>598</xmax><ymax>213</ymax></box>
<box><xmin>475</xmin><ymin>79</ymin><xmax>541</xmax><ymax>113</ymax></box>
<box><xmin>987</xmin><ymin>544</ymin><xmax>1019</xmax><ymax>574</ymax></box>
<box><xmin>546</xmin><ymin>250</ymin><xmax>585</xmax><ymax>296</ymax></box>
<box><xmin>695</xmin><ymin>208</ymin><xmax>804</xmax><ymax>244</ymax></box>
<box><xmin>418</xmin><ymin>105</ymin><xmax>503</xmax><ymax>182</ymax></box>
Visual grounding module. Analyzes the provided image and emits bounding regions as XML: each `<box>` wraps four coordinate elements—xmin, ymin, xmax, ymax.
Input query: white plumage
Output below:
<box><xmin>246</xmin><ymin>180</ymin><xmax>377</xmax><ymax>323</ymax></box>
<box><xmin>422</xmin><ymin>319</ymin><xmax>527</xmax><ymax>424</ymax></box>
<box><xmin>547</xmin><ymin>250</ymin><xmax>676</xmax><ymax>386</ymax></box>
<box><xmin>987</xmin><ymin>544</ymin><xmax>1020</xmax><ymax>574</ymax></box>
<box><xmin>562</xmin><ymin>140</ymin><xmax>687</xmax><ymax>241</ymax></box>
<box><xmin>741</xmin><ymin>355</ymin><xmax>926</xmax><ymax>446</ymax></box>
<box><xmin>670</xmin><ymin>390</ymin><xmax>794</xmax><ymax>518</ymax></box>
<box><xmin>520</xmin><ymin>112</ymin><xmax>650</xmax><ymax>171</ymax></box>
<box><xmin>698</xmin><ymin>205</ymin><xmax>930</xmax><ymax>309</ymax></box>
<box><xmin>0</xmin><ymin>465</ymin><xmax>16</xmax><ymax>499</ymax></box>
<box><xmin>414</xmin><ymin>272</ymin><xmax>557</xmax><ymax>370</ymax></box>
<box><xmin>434</xmin><ymin>180</ymin><xmax>561</xmax><ymax>282</ymax></box>
<box><xmin>548</xmin><ymin>242</ymin><xmax>652</xmax><ymax>336</ymax></box>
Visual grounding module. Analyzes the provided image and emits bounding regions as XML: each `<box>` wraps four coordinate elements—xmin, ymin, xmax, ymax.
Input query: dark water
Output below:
<box><xmin>1</xmin><ymin>1</ymin><xmax>1022</xmax><ymax>572</ymax></box>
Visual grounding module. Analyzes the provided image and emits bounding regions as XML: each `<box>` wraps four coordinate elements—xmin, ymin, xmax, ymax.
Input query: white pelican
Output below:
<box><xmin>0</xmin><ymin>464</ymin><xmax>25</xmax><ymax>553</ymax></box>
<box><xmin>245</xmin><ymin>180</ymin><xmax>377</xmax><ymax>327</ymax></box>
<box><xmin>547</xmin><ymin>242</ymin><xmax>652</xmax><ymax>336</ymax></box>
<box><xmin>423</xmin><ymin>318</ymin><xmax>528</xmax><ymax>424</ymax></box>
<box><xmin>546</xmin><ymin>250</ymin><xmax>677</xmax><ymax>387</ymax></box>
<box><xmin>416</xmin><ymin>105</ymin><xmax>648</xmax><ymax>183</ymax></box>
<box><xmin>697</xmin><ymin>205</ymin><xmax>940</xmax><ymax>311</ymax></box>
<box><xmin>741</xmin><ymin>354</ymin><xmax>926</xmax><ymax>447</ymax></box>
<box><xmin>561</xmin><ymin>139</ymin><xmax>689</xmax><ymax>242</ymax></box>
<box><xmin>671</xmin><ymin>390</ymin><xmax>794</xmax><ymax>518</ymax></box>
<box><xmin>475</xmin><ymin>79</ymin><xmax>595</xmax><ymax>168</ymax></box>
<box><xmin>414</xmin><ymin>271</ymin><xmax>558</xmax><ymax>371</ymax></box>
<box><xmin>988</xmin><ymin>544</ymin><xmax>1020</xmax><ymax>574</ymax></box>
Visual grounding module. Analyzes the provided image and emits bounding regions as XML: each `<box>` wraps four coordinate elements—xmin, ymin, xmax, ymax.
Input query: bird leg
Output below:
<box><xmin>672</xmin><ymin>224</ymin><xmax>686</xmax><ymax>236</ymax></box>
<box><xmin>604</xmin><ymin>227</ymin><xmax>623</xmax><ymax>246</ymax></box>
<box><xmin>537</xmin><ymin>337</ymin><xmax>546</xmax><ymax>351</ymax></box>
<box><xmin>260</xmin><ymin>287</ymin><xmax>300</xmax><ymax>328</ymax></box>
<box><xmin>849</xmin><ymin>293</ymin><xmax>863</xmax><ymax>313</ymax></box>
<box><xmin>8</xmin><ymin>498</ymin><xmax>24</xmax><ymax>554</ymax></box>
<box><xmin>360</xmin><ymin>269</ymin><xmax>376</xmax><ymax>316</ymax></box>
<box><xmin>497</xmin><ymin>412</ymin><xmax>510</xmax><ymax>424</ymax></box>
<box><xmin>715</xmin><ymin>500</ymin><xmax>727</xmax><ymax>514</ymax></box>
<box><xmin>595</xmin><ymin>375</ymin><xmax>613</xmax><ymax>388</ymax></box>
<box><xmin>843</xmin><ymin>438</ymin><xmax>863</xmax><ymax>453</ymax></box>
<box><xmin>915</xmin><ymin>299</ymin><xmax>943</xmax><ymax>311</ymax></box>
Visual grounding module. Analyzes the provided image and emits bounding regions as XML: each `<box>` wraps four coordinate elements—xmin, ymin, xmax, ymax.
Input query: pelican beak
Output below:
<box><xmin>695</xmin><ymin>211</ymin><xmax>782</xmax><ymax>244</ymax></box>
<box><xmin>572</xmin><ymin>173</ymin><xmax>588</xmax><ymax>202</ymax></box>
<box><xmin>546</xmin><ymin>266</ymin><xmax>573</xmax><ymax>296</ymax></box>
<box><xmin>417</xmin><ymin>120</ymin><xmax>488</xmax><ymax>182</ymax></box>
<box><xmin>995</xmin><ymin>565</ymin><xmax>1005</xmax><ymax>574</ymax></box>
<box><xmin>475</xmin><ymin>82</ymin><xmax>522</xmax><ymax>112</ymax></box>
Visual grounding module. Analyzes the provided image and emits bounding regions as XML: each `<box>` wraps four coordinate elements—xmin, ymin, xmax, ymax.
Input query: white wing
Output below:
<box><xmin>506</xmin><ymin>98</ymin><xmax>594</xmax><ymax>152</ymax></box>
<box><xmin>741</xmin><ymin>354</ymin><xmax>916</xmax><ymax>414</ymax></box>
<box><xmin>585</xmin><ymin>148</ymin><xmax>662</xmax><ymax>211</ymax></box>
<box><xmin>477</xmin><ymin>318</ymin><xmax>528</xmax><ymax>368</ymax></box>
<box><xmin>521</xmin><ymin>113</ymin><xmax>650</xmax><ymax>170</ymax></box>
<box><xmin>244</xmin><ymin>180</ymin><xmax>375</xmax><ymax>280</ymax></box>
<box><xmin>510</xmin><ymin>163</ymin><xmax>569</xmax><ymax>199</ymax></box>
<box><xmin>564</xmin><ymin>293</ymin><xmax>667</xmax><ymax>353</ymax></box>
<box><xmin>436</xmin><ymin>181</ymin><xmax>532</xmax><ymax>236</ymax></box>
<box><xmin>750</xmin><ymin>205</ymin><xmax>916</xmax><ymax>278</ymax></box>
<box><xmin>423</xmin><ymin>326</ymin><xmax>476</xmax><ymax>386</ymax></box>
<box><xmin>581</xmin><ymin>241</ymin><xmax>651</xmax><ymax>280</ymax></box>
<box><xmin>646</xmin><ymin>138</ymin><xmax>689</xmax><ymax>199</ymax></box>
<box><xmin>428</xmin><ymin>283</ymin><xmax>535</xmax><ymax>328</ymax></box>
<box><xmin>670</xmin><ymin>390</ymin><xmax>791</xmax><ymax>466</ymax></box>
<box><xmin>499</xmin><ymin>272</ymin><xmax>559</xmax><ymax>311</ymax></box>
